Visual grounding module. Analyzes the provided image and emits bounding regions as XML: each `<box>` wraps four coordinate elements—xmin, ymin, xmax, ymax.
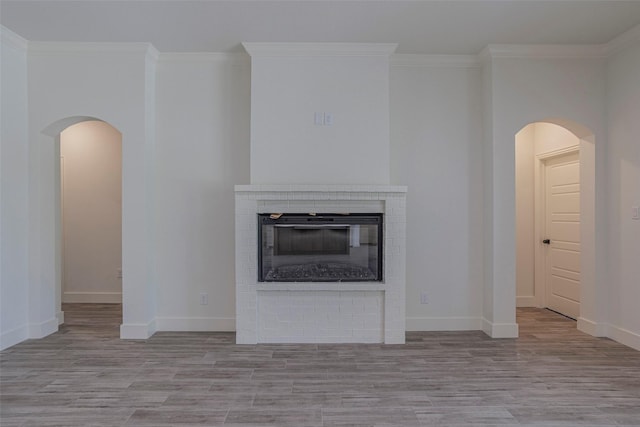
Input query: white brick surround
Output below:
<box><xmin>235</xmin><ymin>185</ymin><xmax>407</xmax><ymax>344</ymax></box>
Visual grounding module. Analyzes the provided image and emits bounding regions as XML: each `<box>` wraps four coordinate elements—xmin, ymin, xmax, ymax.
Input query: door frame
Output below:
<box><xmin>534</xmin><ymin>145</ymin><xmax>580</xmax><ymax>309</ymax></box>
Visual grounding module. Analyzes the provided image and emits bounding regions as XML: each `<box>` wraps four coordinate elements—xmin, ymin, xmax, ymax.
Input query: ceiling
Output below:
<box><xmin>2</xmin><ymin>0</ymin><xmax>640</xmax><ymax>54</ymax></box>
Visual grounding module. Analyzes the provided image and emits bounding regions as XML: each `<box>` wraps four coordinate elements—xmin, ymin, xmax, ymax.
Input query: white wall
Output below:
<box><xmin>26</xmin><ymin>42</ymin><xmax>157</xmax><ymax>339</ymax></box>
<box><xmin>0</xmin><ymin>27</ymin><xmax>29</xmax><ymax>350</ymax></box>
<box><xmin>246</xmin><ymin>44</ymin><xmax>394</xmax><ymax>185</ymax></box>
<box><xmin>515</xmin><ymin>122</ymin><xmax>579</xmax><ymax>306</ymax></box>
<box><xmin>154</xmin><ymin>54</ymin><xmax>250</xmax><ymax>330</ymax></box>
<box><xmin>390</xmin><ymin>59</ymin><xmax>485</xmax><ymax>330</ymax></box>
<box><xmin>605</xmin><ymin>36</ymin><xmax>640</xmax><ymax>350</ymax></box>
<box><xmin>60</xmin><ymin>121</ymin><xmax>122</xmax><ymax>303</ymax></box>
<box><xmin>515</xmin><ymin>124</ymin><xmax>535</xmax><ymax>303</ymax></box>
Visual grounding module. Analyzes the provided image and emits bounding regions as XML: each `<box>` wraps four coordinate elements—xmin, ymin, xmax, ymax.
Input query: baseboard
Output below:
<box><xmin>0</xmin><ymin>324</ymin><xmax>29</xmax><ymax>350</ymax></box>
<box><xmin>155</xmin><ymin>317</ymin><xmax>236</xmax><ymax>331</ymax></box>
<box><xmin>606</xmin><ymin>324</ymin><xmax>640</xmax><ymax>351</ymax></box>
<box><xmin>577</xmin><ymin>316</ymin><xmax>608</xmax><ymax>337</ymax></box>
<box><xmin>62</xmin><ymin>291</ymin><xmax>122</xmax><ymax>303</ymax></box>
<box><xmin>406</xmin><ymin>316</ymin><xmax>483</xmax><ymax>331</ymax></box>
<box><xmin>28</xmin><ymin>317</ymin><xmax>59</xmax><ymax>339</ymax></box>
<box><xmin>482</xmin><ymin>318</ymin><xmax>519</xmax><ymax>338</ymax></box>
<box><xmin>516</xmin><ymin>296</ymin><xmax>536</xmax><ymax>307</ymax></box>
<box><xmin>120</xmin><ymin>318</ymin><xmax>156</xmax><ymax>339</ymax></box>
<box><xmin>57</xmin><ymin>310</ymin><xmax>65</xmax><ymax>325</ymax></box>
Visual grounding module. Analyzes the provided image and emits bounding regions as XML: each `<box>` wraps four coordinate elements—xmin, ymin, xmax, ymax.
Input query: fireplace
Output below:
<box><xmin>235</xmin><ymin>185</ymin><xmax>406</xmax><ymax>344</ymax></box>
<box><xmin>258</xmin><ymin>213</ymin><xmax>383</xmax><ymax>282</ymax></box>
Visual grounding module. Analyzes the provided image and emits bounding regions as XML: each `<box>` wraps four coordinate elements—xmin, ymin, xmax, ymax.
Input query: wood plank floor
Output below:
<box><xmin>1</xmin><ymin>305</ymin><xmax>639</xmax><ymax>426</ymax></box>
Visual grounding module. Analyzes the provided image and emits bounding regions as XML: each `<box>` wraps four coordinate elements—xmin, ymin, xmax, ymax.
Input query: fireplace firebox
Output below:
<box><xmin>258</xmin><ymin>213</ymin><xmax>383</xmax><ymax>282</ymax></box>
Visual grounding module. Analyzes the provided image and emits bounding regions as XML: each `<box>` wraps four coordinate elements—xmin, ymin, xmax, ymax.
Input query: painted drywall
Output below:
<box><xmin>481</xmin><ymin>55</ymin><xmax>495</xmax><ymax>331</ymax></box>
<box><xmin>154</xmin><ymin>54</ymin><xmax>250</xmax><ymax>330</ymax></box>
<box><xmin>390</xmin><ymin>62</ymin><xmax>484</xmax><ymax>330</ymax></box>
<box><xmin>606</xmin><ymin>38</ymin><xmax>640</xmax><ymax>350</ymax></box>
<box><xmin>246</xmin><ymin>45</ymin><xmax>393</xmax><ymax>185</ymax></box>
<box><xmin>60</xmin><ymin>121</ymin><xmax>122</xmax><ymax>303</ymax></box>
<box><xmin>0</xmin><ymin>27</ymin><xmax>29</xmax><ymax>350</ymax></box>
<box><xmin>515</xmin><ymin>122</ymin><xmax>580</xmax><ymax>306</ymax></box>
<box><xmin>515</xmin><ymin>124</ymin><xmax>535</xmax><ymax>304</ymax></box>
<box><xmin>26</xmin><ymin>42</ymin><xmax>157</xmax><ymax>339</ymax></box>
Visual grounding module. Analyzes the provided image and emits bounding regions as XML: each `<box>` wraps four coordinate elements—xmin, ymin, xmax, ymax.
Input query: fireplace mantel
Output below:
<box><xmin>235</xmin><ymin>184</ymin><xmax>407</xmax><ymax>344</ymax></box>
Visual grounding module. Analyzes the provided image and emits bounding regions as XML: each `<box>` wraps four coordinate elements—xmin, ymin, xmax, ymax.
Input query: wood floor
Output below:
<box><xmin>1</xmin><ymin>305</ymin><xmax>639</xmax><ymax>426</ymax></box>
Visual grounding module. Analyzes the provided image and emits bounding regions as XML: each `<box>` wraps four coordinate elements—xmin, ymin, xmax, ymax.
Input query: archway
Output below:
<box><xmin>42</xmin><ymin>116</ymin><xmax>122</xmax><ymax>325</ymax></box>
<box><xmin>514</xmin><ymin>119</ymin><xmax>596</xmax><ymax>330</ymax></box>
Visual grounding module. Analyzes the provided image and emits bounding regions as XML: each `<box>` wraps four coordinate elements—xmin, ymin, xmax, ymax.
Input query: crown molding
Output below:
<box><xmin>158</xmin><ymin>52</ymin><xmax>250</xmax><ymax>65</ymax></box>
<box><xmin>605</xmin><ymin>23</ymin><xmax>640</xmax><ymax>57</ymax></box>
<box><xmin>482</xmin><ymin>44</ymin><xmax>607</xmax><ymax>59</ymax></box>
<box><xmin>146</xmin><ymin>45</ymin><xmax>159</xmax><ymax>63</ymax></box>
<box><xmin>391</xmin><ymin>54</ymin><xmax>479</xmax><ymax>68</ymax></box>
<box><xmin>242</xmin><ymin>42</ymin><xmax>398</xmax><ymax>57</ymax></box>
<box><xmin>1</xmin><ymin>25</ymin><xmax>28</xmax><ymax>50</ymax></box>
<box><xmin>28</xmin><ymin>41</ymin><xmax>158</xmax><ymax>57</ymax></box>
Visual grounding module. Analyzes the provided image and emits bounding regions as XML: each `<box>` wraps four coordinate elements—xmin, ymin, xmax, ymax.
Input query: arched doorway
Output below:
<box><xmin>515</xmin><ymin>119</ymin><xmax>596</xmax><ymax>327</ymax></box>
<box><xmin>42</xmin><ymin>117</ymin><xmax>122</xmax><ymax>325</ymax></box>
<box><xmin>60</xmin><ymin>120</ymin><xmax>123</xmax><ymax>327</ymax></box>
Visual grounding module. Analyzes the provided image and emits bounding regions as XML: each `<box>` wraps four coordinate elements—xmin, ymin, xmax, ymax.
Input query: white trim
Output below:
<box><xmin>516</xmin><ymin>296</ymin><xmax>536</xmax><ymax>307</ymax></box>
<box><xmin>577</xmin><ymin>319</ymin><xmax>640</xmax><ymax>351</ymax></box>
<box><xmin>607</xmin><ymin>324</ymin><xmax>640</xmax><ymax>352</ymax></box>
<box><xmin>235</xmin><ymin>184</ymin><xmax>407</xmax><ymax>193</ymax></box>
<box><xmin>605</xmin><ymin>23</ymin><xmax>640</xmax><ymax>57</ymax></box>
<box><xmin>158</xmin><ymin>52</ymin><xmax>249</xmax><ymax>64</ymax></box>
<box><xmin>534</xmin><ymin>150</ymin><xmax>546</xmax><ymax>308</ymax></box>
<box><xmin>57</xmin><ymin>310</ymin><xmax>65</xmax><ymax>325</ymax></box>
<box><xmin>406</xmin><ymin>316</ymin><xmax>482</xmax><ymax>331</ymax></box>
<box><xmin>28</xmin><ymin>317</ymin><xmax>59</xmax><ymax>339</ymax></box>
<box><xmin>391</xmin><ymin>54</ymin><xmax>479</xmax><ymax>68</ymax></box>
<box><xmin>28</xmin><ymin>41</ymin><xmax>156</xmax><ymax>56</ymax></box>
<box><xmin>577</xmin><ymin>316</ymin><xmax>607</xmax><ymax>337</ymax></box>
<box><xmin>145</xmin><ymin>44</ymin><xmax>159</xmax><ymax>62</ymax></box>
<box><xmin>1</xmin><ymin>25</ymin><xmax>28</xmax><ymax>50</ymax></box>
<box><xmin>120</xmin><ymin>319</ymin><xmax>156</xmax><ymax>339</ymax></box>
<box><xmin>155</xmin><ymin>317</ymin><xmax>235</xmax><ymax>332</ymax></box>
<box><xmin>62</xmin><ymin>291</ymin><xmax>122</xmax><ymax>304</ymax></box>
<box><xmin>482</xmin><ymin>318</ymin><xmax>519</xmax><ymax>338</ymax></box>
<box><xmin>535</xmin><ymin>144</ymin><xmax>580</xmax><ymax>161</ymax></box>
<box><xmin>484</xmin><ymin>44</ymin><xmax>606</xmax><ymax>59</ymax></box>
<box><xmin>0</xmin><ymin>324</ymin><xmax>29</xmax><ymax>351</ymax></box>
<box><xmin>242</xmin><ymin>42</ymin><xmax>397</xmax><ymax>57</ymax></box>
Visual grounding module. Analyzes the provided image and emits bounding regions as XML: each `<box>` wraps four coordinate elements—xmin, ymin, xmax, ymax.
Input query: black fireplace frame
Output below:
<box><xmin>257</xmin><ymin>213</ymin><xmax>383</xmax><ymax>282</ymax></box>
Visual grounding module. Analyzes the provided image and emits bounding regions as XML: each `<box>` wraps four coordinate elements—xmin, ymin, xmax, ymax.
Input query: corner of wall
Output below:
<box><xmin>482</xmin><ymin>317</ymin><xmax>519</xmax><ymax>338</ymax></box>
<box><xmin>0</xmin><ymin>325</ymin><xmax>28</xmax><ymax>351</ymax></box>
<box><xmin>1</xmin><ymin>25</ymin><xmax>28</xmax><ymax>50</ymax></box>
<box><xmin>120</xmin><ymin>318</ymin><xmax>156</xmax><ymax>340</ymax></box>
<box><xmin>28</xmin><ymin>317</ymin><xmax>59</xmax><ymax>339</ymax></box>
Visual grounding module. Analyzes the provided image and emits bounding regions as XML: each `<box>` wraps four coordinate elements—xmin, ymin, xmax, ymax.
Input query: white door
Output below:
<box><xmin>544</xmin><ymin>151</ymin><xmax>580</xmax><ymax>319</ymax></box>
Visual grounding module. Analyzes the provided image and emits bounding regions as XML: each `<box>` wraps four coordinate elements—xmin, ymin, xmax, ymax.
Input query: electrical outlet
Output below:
<box><xmin>420</xmin><ymin>292</ymin><xmax>428</xmax><ymax>304</ymax></box>
<box><xmin>200</xmin><ymin>293</ymin><xmax>208</xmax><ymax>305</ymax></box>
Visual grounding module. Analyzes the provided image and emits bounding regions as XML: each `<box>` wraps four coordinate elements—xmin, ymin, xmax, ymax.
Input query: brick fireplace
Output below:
<box><xmin>235</xmin><ymin>185</ymin><xmax>407</xmax><ymax>344</ymax></box>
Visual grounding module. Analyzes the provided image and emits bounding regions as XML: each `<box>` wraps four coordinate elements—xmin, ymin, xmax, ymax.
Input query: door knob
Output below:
<box><xmin>542</xmin><ymin>239</ymin><xmax>551</xmax><ymax>244</ymax></box>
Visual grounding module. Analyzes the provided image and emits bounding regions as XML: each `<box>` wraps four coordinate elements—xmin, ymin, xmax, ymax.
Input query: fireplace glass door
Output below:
<box><xmin>258</xmin><ymin>213</ymin><xmax>383</xmax><ymax>282</ymax></box>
